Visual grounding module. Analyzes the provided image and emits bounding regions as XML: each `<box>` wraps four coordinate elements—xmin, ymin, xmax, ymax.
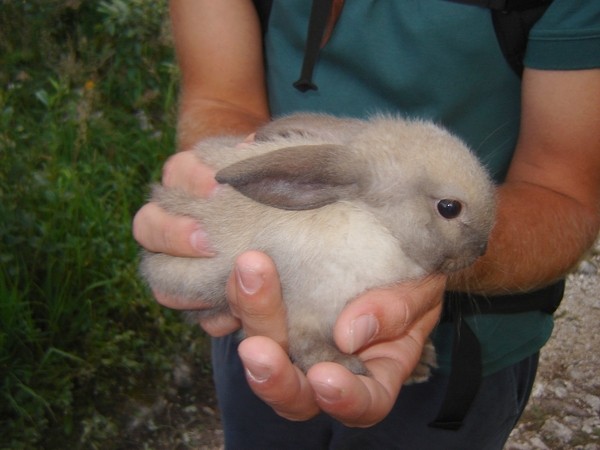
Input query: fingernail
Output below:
<box><xmin>348</xmin><ymin>315</ymin><xmax>379</xmax><ymax>354</ymax></box>
<box><xmin>236</xmin><ymin>265</ymin><xmax>264</xmax><ymax>295</ymax></box>
<box><xmin>190</xmin><ymin>228</ymin><xmax>214</xmax><ymax>255</ymax></box>
<box><xmin>209</xmin><ymin>184</ymin><xmax>223</xmax><ymax>197</ymax></box>
<box><xmin>235</xmin><ymin>133</ymin><xmax>257</xmax><ymax>148</ymax></box>
<box><xmin>243</xmin><ymin>359</ymin><xmax>272</xmax><ymax>383</ymax></box>
<box><xmin>314</xmin><ymin>381</ymin><xmax>343</xmax><ymax>403</ymax></box>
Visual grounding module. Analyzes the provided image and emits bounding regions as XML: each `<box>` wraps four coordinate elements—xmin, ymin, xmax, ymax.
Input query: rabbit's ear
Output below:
<box><xmin>215</xmin><ymin>144</ymin><xmax>362</xmax><ymax>210</ymax></box>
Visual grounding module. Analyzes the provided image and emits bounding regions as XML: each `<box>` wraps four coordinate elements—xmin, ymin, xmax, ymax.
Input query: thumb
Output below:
<box><xmin>334</xmin><ymin>274</ymin><xmax>446</xmax><ymax>355</ymax></box>
<box><xmin>227</xmin><ymin>251</ymin><xmax>288</xmax><ymax>350</ymax></box>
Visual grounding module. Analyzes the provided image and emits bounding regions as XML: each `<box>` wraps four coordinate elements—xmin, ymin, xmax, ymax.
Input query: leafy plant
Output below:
<box><xmin>0</xmin><ymin>1</ymin><xmax>211</xmax><ymax>448</ymax></box>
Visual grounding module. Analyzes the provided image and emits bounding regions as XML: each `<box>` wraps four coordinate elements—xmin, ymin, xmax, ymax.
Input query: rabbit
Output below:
<box><xmin>140</xmin><ymin>113</ymin><xmax>496</xmax><ymax>379</ymax></box>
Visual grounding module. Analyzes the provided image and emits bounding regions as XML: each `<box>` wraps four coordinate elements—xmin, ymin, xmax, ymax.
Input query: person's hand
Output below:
<box><xmin>132</xmin><ymin>150</ymin><xmax>246</xmax><ymax>335</ymax></box>
<box><xmin>230</xmin><ymin>250</ymin><xmax>445</xmax><ymax>427</ymax></box>
<box><xmin>132</xmin><ymin>134</ymin><xmax>268</xmax><ymax>336</ymax></box>
<box><xmin>132</xmin><ymin>134</ymin><xmax>258</xmax><ymax>257</ymax></box>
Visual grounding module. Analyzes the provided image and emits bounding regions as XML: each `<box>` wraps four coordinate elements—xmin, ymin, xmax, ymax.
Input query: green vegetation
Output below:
<box><xmin>0</xmin><ymin>1</ymin><xmax>209</xmax><ymax>447</ymax></box>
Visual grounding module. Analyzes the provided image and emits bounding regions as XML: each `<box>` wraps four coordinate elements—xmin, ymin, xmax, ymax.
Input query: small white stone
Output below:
<box><xmin>542</xmin><ymin>418</ymin><xmax>573</xmax><ymax>443</ymax></box>
<box><xmin>577</xmin><ymin>260</ymin><xmax>598</xmax><ymax>275</ymax></box>
<box><xmin>583</xmin><ymin>394</ymin><xmax>600</xmax><ymax>413</ymax></box>
<box><xmin>529</xmin><ymin>436</ymin><xmax>551</xmax><ymax>450</ymax></box>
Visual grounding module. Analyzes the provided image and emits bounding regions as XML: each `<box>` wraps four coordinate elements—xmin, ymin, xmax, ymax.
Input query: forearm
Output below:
<box><xmin>170</xmin><ymin>0</ymin><xmax>270</xmax><ymax>150</ymax></box>
<box><xmin>447</xmin><ymin>181</ymin><xmax>599</xmax><ymax>295</ymax></box>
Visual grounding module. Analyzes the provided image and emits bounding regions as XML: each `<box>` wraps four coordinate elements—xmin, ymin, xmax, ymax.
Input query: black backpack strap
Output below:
<box><xmin>446</xmin><ymin>0</ymin><xmax>553</xmax><ymax>76</ymax></box>
<box><xmin>441</xmin><ymin>279</ymin><xmax>565</xmax><ymax>320</ymax></box>
<box><xmin>491</xmin><ymin>0</ymin><xmax>554</xmax><ymax>76</ymax></box>
<box><xmin>293</xmin><ymin>0</ymin><xmax>334</xmax><ymax>92</ymax></box>
<box><xmin>429</xmin><ymin>279</ymin><xmax>565</xmax><ymax>430</ymax></box>
<box><xmin>252</xmin><ymin>0</ymin><xmax>273</xmax><ymax>34</ymax></box>
<box><xmin>429</xmin><ymin>317</ymin><xmax>482</xmax><ymax>430</ymax></box>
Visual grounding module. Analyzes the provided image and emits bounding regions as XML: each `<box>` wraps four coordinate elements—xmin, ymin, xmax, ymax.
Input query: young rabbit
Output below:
<box><xmin>140</xmin><ymin>113</ymin><xmax>496</xmax><ymax>378</ymax></box>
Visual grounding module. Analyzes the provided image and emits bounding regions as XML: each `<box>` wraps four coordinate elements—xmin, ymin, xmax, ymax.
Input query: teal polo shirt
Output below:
<box><xmin>262</xmin><ymin>0</ymin><xmax>600</xmax><ymax>375</ymax></box>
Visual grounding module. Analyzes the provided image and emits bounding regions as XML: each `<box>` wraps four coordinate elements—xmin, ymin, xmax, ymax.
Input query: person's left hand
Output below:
<box><xmin>228</xmin><ymin>250</ymin><xmax>445</xmax><ymax>427</ymax></box>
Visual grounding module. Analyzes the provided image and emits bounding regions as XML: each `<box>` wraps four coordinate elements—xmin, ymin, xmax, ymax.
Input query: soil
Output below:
<box><xmin>124</xmin><ymin>246</ymin><xmax>600</xmax><ymax>450</ymax></box>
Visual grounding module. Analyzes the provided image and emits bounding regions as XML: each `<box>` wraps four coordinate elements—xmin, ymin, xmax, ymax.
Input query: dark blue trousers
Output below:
<box><xmin>211</xmin><ymin>334</ymin><xmax>538</xmax><ymax>450</ymax></box>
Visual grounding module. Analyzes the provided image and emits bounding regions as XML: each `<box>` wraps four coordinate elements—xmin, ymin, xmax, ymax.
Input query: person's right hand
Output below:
<box><xmin>133</xmin><ymin>151</ymin><xmax>244</xmax><ymax>335</ymax></box>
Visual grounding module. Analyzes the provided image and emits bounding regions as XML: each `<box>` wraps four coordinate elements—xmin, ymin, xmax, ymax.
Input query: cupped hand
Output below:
<box><xmin>231</xmin><ymin>250</ymin><xmax>446</xmax><ymax>427</ymax></box>
<box><xmin>132</xmin><ymin>150</ymin><xmax>243</xmax><ymax>334</ymax></box>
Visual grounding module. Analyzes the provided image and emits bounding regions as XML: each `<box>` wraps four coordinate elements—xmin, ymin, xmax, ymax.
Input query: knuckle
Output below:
<box><xmin>131</xmin><ymin>210</ymin><xmax>144</xmax><ymax>243</ymax></box>
<box><xmin>131</xmin><ymin>205</ymin><xmax>151</xmax><ymax>246</ymax></box>
<box><xmin>396</xmin><ymin>295</ymin><xmax>413</xmax><ymax>330</ymax></box>
<box><xmin>160</xmin><ymin>222</ymin><xmax>181</xmax><ymax>254</ymax></box>
<box><xmin>161</xmin><ymin>154</ymin><xmax>180</xmax><ymax>187</ymax></box>
<box><xmin>200</xmin><ymin>315</ymin><xmax>240</xmax><ymax>337</ymax></box>
<box><xmin>162</xmin><ymin>151</ymin><xmax>216</xmax><ymax>197</ymax></box>
<box><xmin>369</xmin><ymin>291</ymin><xmax>413</xmax><ymax>338</ymax></box>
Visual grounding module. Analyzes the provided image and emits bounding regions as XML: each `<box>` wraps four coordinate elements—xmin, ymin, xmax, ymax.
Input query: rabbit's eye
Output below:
<box><xmin>437</xmin><ymin>199</ymin><xmax>462</xmax><ymax>219</ymax></box>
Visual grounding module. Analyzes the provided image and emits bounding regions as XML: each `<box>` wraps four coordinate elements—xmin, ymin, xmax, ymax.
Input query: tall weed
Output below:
<box><xmin>0</xmin><ymin>1</ymin><xmax>206</xmax><ymax>447</ymax></box>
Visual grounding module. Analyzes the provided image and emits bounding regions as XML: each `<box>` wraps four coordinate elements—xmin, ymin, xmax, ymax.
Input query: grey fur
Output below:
<box><xmin>140</xmin><ymin>113</ymin><xmax>496</xmax><ymax>378</ymax></box>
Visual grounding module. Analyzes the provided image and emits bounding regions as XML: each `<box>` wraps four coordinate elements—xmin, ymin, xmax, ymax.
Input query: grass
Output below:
<box><xmin>0</xmin><ymin>1</ymin><xmax>211</xmax><ymax>447</ymax></box>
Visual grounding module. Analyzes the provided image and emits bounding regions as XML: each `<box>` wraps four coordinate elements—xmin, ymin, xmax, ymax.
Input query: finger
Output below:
<box><xmin>307</xmin><ymin>359</ymin><xmax>401</xmax><ymax>428</ymax></box>
<box><xmin>235</xmin><ymin>133</ymin><xmax>257</xmax><ymax>148</ymax></box>
<box><xmin>153</xmin><ymin>292</ymin><xmax>241</xmax><ymax>336</ymax></box>
<box><xmin>152</xmin><ymin>289</ymin><xmax>205</xmax><ymax>310</ymax></box>
<box><xmin>334</xmin><ymin>274</ymin><xmax>446</xmax><ymax>354</ymax></box>
<box><xmin>132</xmin><ymin>202</ymin><xmax>215</xmax><ymax>257</ymax></box>
<box><xmin>238</xmin><ymin>336</ymin><xmax>320</xmax><ymax>421</ymax></box>
<box><xmin>198</xmin><ymin>313</ymin><xmax>241</xmax><ymax>337</ymax></box>
<box><xmin>152</xmin><ymin>290</ymin><xmax>242</xmax><ymax>338</ymax></box>
<box><xmin>226</xmin><ymin>251</ymin><xmax>288</xmax><ymax>349</ymax></box>
<box><xmin>357</xmin><ymin>304</ymin><xmax>443</xmax><ymax>377</ymax></box>
<box><xmin>162</xmin><ymin>151</ymin><xmax>219</xmax><ymax>197</ymax></box>
<box><xmin>309</xmin><ymin>305</ymin><xmax>441</xmax><ymax>428</ymax></box>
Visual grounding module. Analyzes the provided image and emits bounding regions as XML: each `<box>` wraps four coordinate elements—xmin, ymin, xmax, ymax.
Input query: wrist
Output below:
<box><xmin>176</xmin><ymin>98</ymin><xmax>269</xmax><ymax>150</ymax></box>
